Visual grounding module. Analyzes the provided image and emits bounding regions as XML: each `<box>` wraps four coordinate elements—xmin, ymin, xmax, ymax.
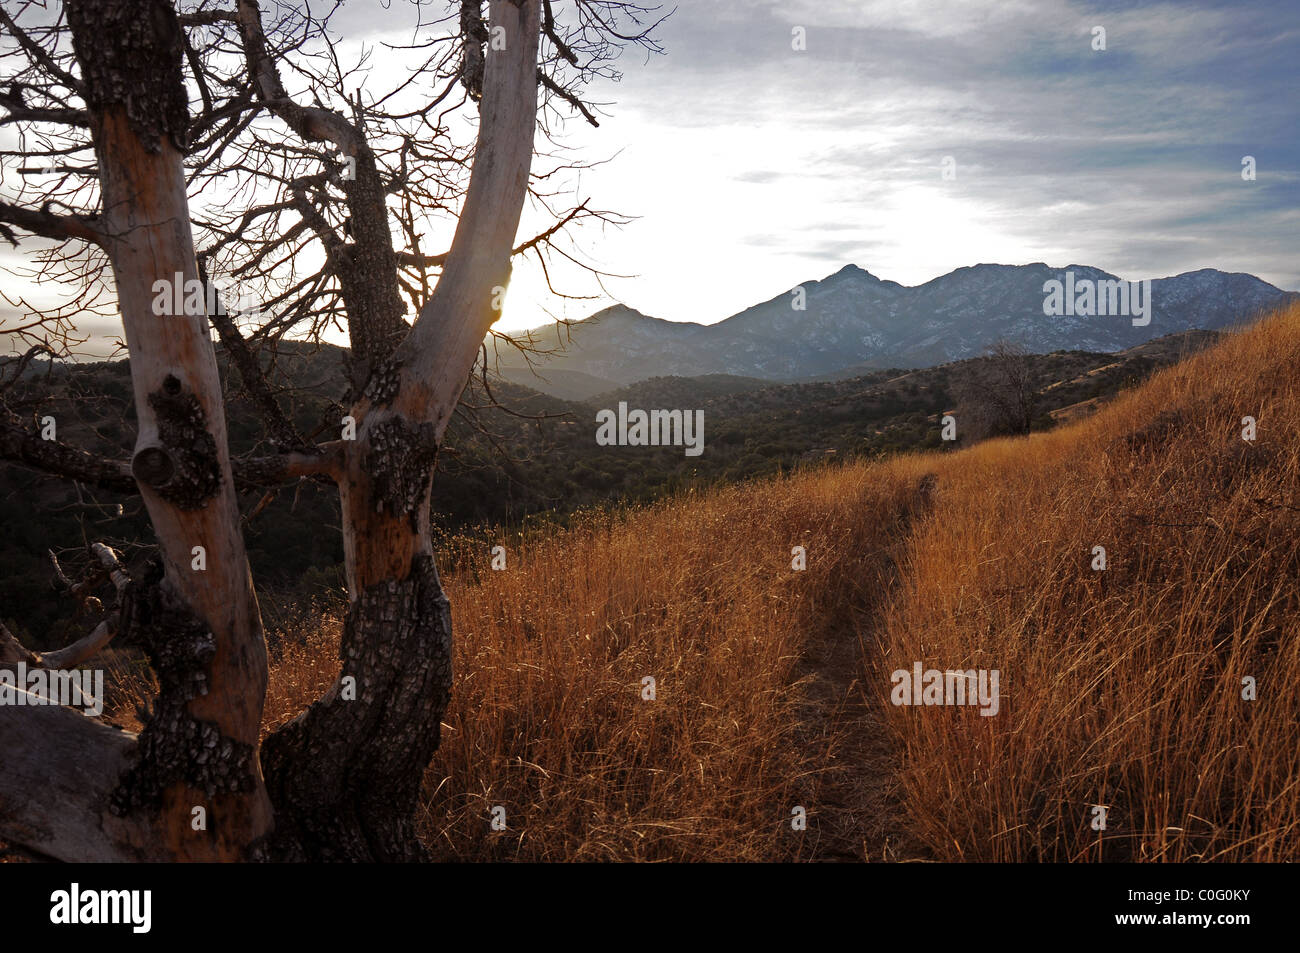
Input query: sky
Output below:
<box><xmin>497</xmin><ymin>0</ymin><xmax>1299</xmax><ymax>333</ymax></box>
<box><xmin>2</xmin><ymin>0</ymin><xmax>1298</xmax><ymax>348</ymax></box>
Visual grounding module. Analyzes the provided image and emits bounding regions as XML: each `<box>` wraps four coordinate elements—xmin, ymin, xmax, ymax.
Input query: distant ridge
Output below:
<box><xmin>491</xmin><ymin>264</ymin><xmax>1297</xmax><ymax>390</ymax></box>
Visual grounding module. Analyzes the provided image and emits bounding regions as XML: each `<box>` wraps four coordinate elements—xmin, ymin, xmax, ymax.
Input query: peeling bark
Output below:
<box><xmin>66</xmin><ymin>0</ymin><xmax>189</xmax><ymax>152</ymax></box>
<box><xmin>368</xmin><ymin>417</ymin><xmax>440</xmax><ymax>530</ymax></box>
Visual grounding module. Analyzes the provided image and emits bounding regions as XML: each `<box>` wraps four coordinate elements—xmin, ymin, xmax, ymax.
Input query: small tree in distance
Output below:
<box><xmin>951</xmin><ymin>337</ymin><xmax>1037</xmax><ymax>442</ymax></box>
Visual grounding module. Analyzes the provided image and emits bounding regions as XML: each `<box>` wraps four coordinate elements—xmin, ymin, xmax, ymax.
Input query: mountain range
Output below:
<box><xmin>493</xmin><ymin>264</ymin><xmax>1297</xmax><ymax>398</ymax></box>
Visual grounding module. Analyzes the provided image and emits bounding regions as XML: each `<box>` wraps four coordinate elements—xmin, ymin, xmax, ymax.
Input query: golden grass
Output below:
<box><xmin>419</xmin><ymin>461</ymin><xmax>938</xmax><ymax>860</ymax></box>
<box><xmin>252</xmin><ymin>464</ymin><xmax>929</xmax><ymax>860</ymax></box>
<box><xmin>873</xmin><ymin>304</ymin><xmax>1300</xmax><ymax>861</ymax></box>
<box><xmin>112</xmin><ymin>302</ymin><xmax>1300</xmax><ymax>861</ymax></box>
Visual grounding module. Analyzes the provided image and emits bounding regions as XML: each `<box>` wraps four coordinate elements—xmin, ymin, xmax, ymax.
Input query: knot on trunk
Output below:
<box><xmin>132</xmin><ymin>374</ymin><xmax>222</xmax><ymax>509</ymax></box>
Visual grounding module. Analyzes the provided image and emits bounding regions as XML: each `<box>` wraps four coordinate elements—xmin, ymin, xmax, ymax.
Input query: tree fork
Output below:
<box><xmin>0</xmin><ymin>0</ymin><xmax>546</xmax><ymax>862</ymax></box>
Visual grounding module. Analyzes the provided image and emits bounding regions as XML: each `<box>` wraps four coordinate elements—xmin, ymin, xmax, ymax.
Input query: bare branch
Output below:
<box><xmin>198</xmin><ymin>259</ymin><xmax>309</xmax><ymax>451</ymax></box>
<box><xmin>0</xmin><ymin>403</ymin><xmax>339</xmax><ymax>492</ymax></box>
<box><xmin>0</xmin><ymin>543</ymin><xmax>124</xmax><ymax>669</ymax></box>
<box><xmin>0</xmin><ymin>199</ymin><xmax>106</xmax><ymax>248</ymax></box>
<box><xmin>538</xmin><ymin>69</ymin><xmax>598</xmax><ymax>126</ymax></box>
<box><xmin>0</xmin><ymin>405</ymin><xmax>136</xmax><ymax>492</ymax></box>
<box><xmin>393</xmin><ymin>0</ymin><xmax>543</xmax><ymax>438</ymax></box>
<box><xmin>233</xmin><ymin>0</ymin><xmax>362</xmax><ymax>154</ymax></box>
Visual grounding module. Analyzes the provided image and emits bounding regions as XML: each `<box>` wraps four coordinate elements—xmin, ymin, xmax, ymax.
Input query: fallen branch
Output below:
<box><xmin>1</xmin><ymin>543</ymin><xmax>129</xmax><ymax>670</ymax></box>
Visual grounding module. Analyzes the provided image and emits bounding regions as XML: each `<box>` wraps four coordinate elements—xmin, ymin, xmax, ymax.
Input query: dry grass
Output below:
<box><xmin>872</xmin><ymin>303</ymin><xmax>1300</xmax><ymax>861</ymax></box>
<box><xmin>106</xmin><ymin>302</ymin><xmax>1300</xmax><ymax>861</ymax></box>
<box><xmin>249</xmin><ymin>460</ymin><xmax>931</xmax><ymax>860</ymax></box>
<box><xmin>420</xmin><ymin>464</ymin><xmax>935</xmax><ymax>860</ymax></box>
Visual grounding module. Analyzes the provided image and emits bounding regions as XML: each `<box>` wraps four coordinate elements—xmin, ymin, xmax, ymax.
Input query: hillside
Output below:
<box><xmin>873</xmin><ymin>303</ymin><xmax>1300</xmax><ymax>861</ymax></box>
<box><xmin>0</xmin><ymin>330</ymin><xmax>1219</xmax><ymax>653</ymax></box>
<box><xmin>88</xmin><ymin>299</ymin><xmax>1297</xmax><ymax>862</ymax></box>
<box><xmin>493</xmin><ymin>365</ymin><xmax>621</xmax><ymax>402</ymax></box>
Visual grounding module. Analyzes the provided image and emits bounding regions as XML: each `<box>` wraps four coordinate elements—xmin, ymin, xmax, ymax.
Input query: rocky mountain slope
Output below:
<box><xmin>492</xmin><ymin>264</ymin><xmax>1295</xmax><ymax>391</ymax></box>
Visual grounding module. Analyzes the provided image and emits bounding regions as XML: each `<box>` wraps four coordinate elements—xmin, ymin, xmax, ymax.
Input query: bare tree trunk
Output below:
<box><xmin>259</xmin><ymin>404</ymin><xmax>454</xmax><ymax>860</ymax></box>
<box><xmin>64</xmin><ymin>0</ymin><xmax>272</xmax><ymax>860</ymax></box>
<box><xmin>257</xmin><ymin>0</ymin><xmax>541</xmax><ymax>861</ymax></box>
<box><xmin>258</xmin><ymin>513</ymin><xmax>453</xmax><ymax>861</ymax></box>
<box><xmin>0</xmin><ymin>0</ymin><xmax>544</xmax><ymax>863</ymax></box>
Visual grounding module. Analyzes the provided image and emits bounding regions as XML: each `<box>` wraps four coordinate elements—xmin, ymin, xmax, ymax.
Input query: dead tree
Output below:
<box><xmin>951</xmin><ymin>338</ymin><xmax>1037</xmax><ymax>441</ymax></box>
<box><xmin>0</xmin><ymin>0</ymin><xmax>663</xmax><ymax>862</ymax></box>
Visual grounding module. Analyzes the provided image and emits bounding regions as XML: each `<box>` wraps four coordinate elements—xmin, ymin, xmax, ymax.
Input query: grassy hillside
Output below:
<box><xmin>1</xmin><ymin>332</ymin><xmax>1214</xmax><ymax>654</ymax></box>
<box><xmin>98</xmin><ymin>306</ymin><xmax>1296</xmax><ymax>861</ymax></box>
<box><xmin>874</xmin><ymin>309</ymin><xmax>1299</xmax><ymax>861</ymax></box>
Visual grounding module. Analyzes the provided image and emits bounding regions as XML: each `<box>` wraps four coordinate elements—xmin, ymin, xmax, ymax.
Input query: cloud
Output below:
<box><xmin>3</xmin><ymin>0</ymin><xmax>1295</xmax><ymax>348</ymax></box>
<box><xmin>553</xmin><ymin>0</ymin><xmax>1300</xmax><ymax>325</ymax></box>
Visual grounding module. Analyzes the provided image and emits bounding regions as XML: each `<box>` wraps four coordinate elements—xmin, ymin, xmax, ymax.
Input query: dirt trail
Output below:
<box><xmin>793</xmin><ymin>623</ymin><xmax>927</xmax><ymax>862</ymax></box>
<box><xmin>792</xmin><ymin>474</ymin><xmax>937</xmax><ymax>862</ymax></box>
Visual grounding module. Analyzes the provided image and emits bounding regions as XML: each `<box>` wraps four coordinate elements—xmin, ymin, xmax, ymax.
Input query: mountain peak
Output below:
<box><xmin>591</xmin><ymin>303</ymin><xmax>644</xmax><ymax>317</ymax></box>
<box><xmin>584</xmin><ymin>303</ymin><xmax>656</xmax><ymax>324</ymax></box>
<box><xmin>503</xmin><ymin>262</ymin><xmax>1295</xmax><ymax>387</ymax></box>
<box><xmin>827</xmin><ymin>263</ymin><xmax>877</xmax><ymax>281</ymax></box>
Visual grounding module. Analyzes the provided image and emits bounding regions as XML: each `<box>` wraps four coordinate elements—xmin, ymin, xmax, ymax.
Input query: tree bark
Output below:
<box><xmin>64</xmin><ymin>0</ymin><xmax>272</xmax><ymax>860</ymax></box>
<box><xmin>0</xmin><ymin>0</ymin><xmax>543</xmax><ymax>863</ymax></box>
<box><xmin>258</xmin><ymin>0</ymin><xmax>541</xmax><ymax>862</ymax></box>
